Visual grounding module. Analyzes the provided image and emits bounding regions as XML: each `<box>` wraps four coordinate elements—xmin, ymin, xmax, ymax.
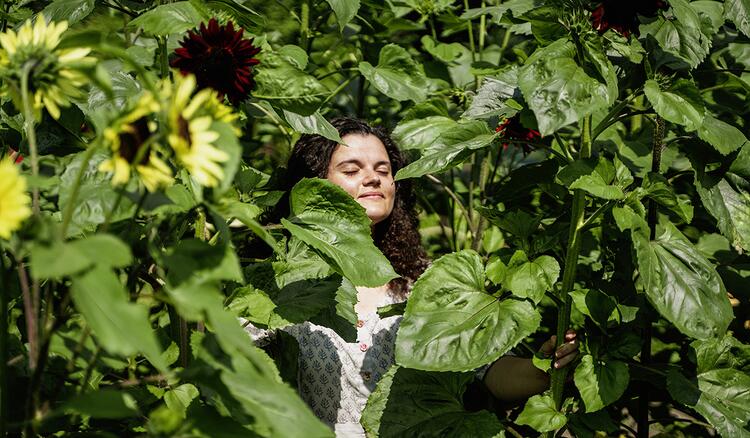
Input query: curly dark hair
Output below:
<box><xmin>282</xmin><ymin>117</ymin><xmax>429</xmax><ymax>298</ymax></box>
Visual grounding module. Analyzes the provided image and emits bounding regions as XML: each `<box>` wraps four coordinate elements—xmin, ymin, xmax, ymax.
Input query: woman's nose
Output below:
<box><xmin>362</xmin><ymin>170</ymin><xmax>381</xmax><ymax>186</ymax></box>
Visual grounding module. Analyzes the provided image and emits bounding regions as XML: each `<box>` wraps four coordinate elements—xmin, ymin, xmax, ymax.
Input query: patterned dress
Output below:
<box><xmin>244</xmin><ymin>292</ymin><xmax>404</xmax><ymax>437</ymax></box>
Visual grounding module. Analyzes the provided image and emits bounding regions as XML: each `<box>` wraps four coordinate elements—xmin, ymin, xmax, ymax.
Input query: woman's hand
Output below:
<box><xmin>540</xmin><ymin>329</ymin><xmax>579</xmax><ymax>369</ymax></box>
<box><xmin>483</xmin><ymin>330</ymin><xmax>579</xmax><ymax>402</ymax></box>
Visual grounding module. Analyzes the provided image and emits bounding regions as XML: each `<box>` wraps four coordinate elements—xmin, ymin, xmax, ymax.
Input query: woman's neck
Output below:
<box><xmin>354</xmin><ymin>285</ymin><xmax>390</xmax><ymax>316</ymax></box>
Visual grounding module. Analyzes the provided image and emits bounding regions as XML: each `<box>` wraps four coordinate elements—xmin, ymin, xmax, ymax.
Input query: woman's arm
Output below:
<box><xmin>483</xmin><ymin>330</ymin><xmax>578</xmax><ymax>403</ymax></box>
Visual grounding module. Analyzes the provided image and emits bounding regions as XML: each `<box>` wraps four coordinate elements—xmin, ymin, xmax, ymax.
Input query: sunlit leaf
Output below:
<box><xmin>396</xmin><ymin>250</ymin><xmax>541</xmax><ymax>371</ymax></box>
<box><xmin>519</xmin><ymin>39</ymin><xmax>612</xmax><ymax>136</ymax></box>
<box><xmin>613</xmin><ymin>207</ymin><xmax>732</xmax><ymax>339</ymax></box>
<box><xmin>644</xmin><ymin>79</ymin><xmax>705</xmax><ymax>131</ymax></box>
<box><xmin>128</xmin><ymin>2</ymin><xmax>202</xmax><ymax>35</ymax></box>
<box><xmin>359</xmin><ymin>44</ymin><xmax>429</xmax><ymax>103</ymax></box>
<box><xmin>282</xmin><ymin>178</ymin><xmax>398</xmax><ymax>287</ymax></box>
<box><xmin>516</xmin><ymin>394</ymin><xmax>567</xmax><ymax>432</ymax></box>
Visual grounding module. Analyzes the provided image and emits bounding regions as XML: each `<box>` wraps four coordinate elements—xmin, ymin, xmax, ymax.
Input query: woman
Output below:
<box><xmin>252</xmin><ymin>117</ymin><xmax>578</xmax><ymax>436</ymax></box>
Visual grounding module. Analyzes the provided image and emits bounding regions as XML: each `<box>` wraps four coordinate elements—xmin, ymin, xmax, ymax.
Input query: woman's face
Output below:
<box><xmin>326</xmin><ymin>133</ymin><xmax>396</xmax><ymax>225</ymax></box>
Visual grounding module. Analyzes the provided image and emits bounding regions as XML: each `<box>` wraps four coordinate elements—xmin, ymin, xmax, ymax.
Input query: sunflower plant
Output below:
<box><xmin>0</xmin><ymin>1</ymin><xmax>749</xmax><ymax>438</ymax></box>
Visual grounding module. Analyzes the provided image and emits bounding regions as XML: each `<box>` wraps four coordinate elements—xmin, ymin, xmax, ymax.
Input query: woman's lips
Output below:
<box><xmin>358</xmin><ymin>192</ymin><xmax>384</xmax><ymax>199</ymax></box>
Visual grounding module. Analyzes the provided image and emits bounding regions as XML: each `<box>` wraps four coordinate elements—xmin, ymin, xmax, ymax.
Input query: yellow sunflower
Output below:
<box><xmin>0</xmin><ymin>158</ymin><xmax>31</xmax><ymax>239</ymax></box>
<box><xmin>0</xmin><ymin>14</ymin><xmax>94</xmax><ymax>120</ymax></box>
<box><xmin>164</xmin><ymin>73</ymin><xmax>234</xmax><ymax>187</ymax></box>
<box><xmin>99</xmin><ymin>93</ymin><xmax>173</xmax><ymax>192</ymax></box>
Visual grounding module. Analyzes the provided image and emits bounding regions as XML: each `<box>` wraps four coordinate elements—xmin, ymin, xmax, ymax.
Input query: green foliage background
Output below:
<box><xmin>1</xmin><ymin>0</ymin><xmax>750</xmax><ymax>436</ymax></box>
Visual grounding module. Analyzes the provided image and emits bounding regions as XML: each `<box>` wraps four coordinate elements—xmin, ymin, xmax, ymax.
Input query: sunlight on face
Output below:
<box><xmin>326</xmin><ymin>134</ymin><xmax>396</xmax><ymax>225</ymax></box>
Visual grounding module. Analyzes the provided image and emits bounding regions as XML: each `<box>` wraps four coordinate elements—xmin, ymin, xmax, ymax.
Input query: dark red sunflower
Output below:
<box><xmin>171</xmin><ymin>18</ymin><xmax>261</xmax><ymax>105</ymax></box>
<box><xmin>496</xmin><ymin>116</ymin><xmax>541</xmax><ymax>153</ymax></box>
<box><xmin>591</xmin><ymin>0</ymin><xmax>669</xmax><ymax>37</ymax></box>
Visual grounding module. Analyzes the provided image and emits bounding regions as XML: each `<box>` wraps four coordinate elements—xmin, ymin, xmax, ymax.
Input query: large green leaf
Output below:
<box><xmin>361</xmin><ymin>366</ymin><xmax>505</xmax><ymax>438</ymax></box>
<box><xmin>71</xmin><ymin>266</ymin><xmax>167</xmax><ymax>371</ymax></box>
<box><xmin>359</xmin><ymin>44</ymin><xmax>429</xmax><ymax>103</ymax></box>
<box><xmin>254</xmin><ymin>52</ymin><xmax>329</xmax><ymax>116</ymax></box>
<box><xmin>230</xmin><ymin>271</ymin><xmax>343</xmax><ymax>329</ymax></box>
<box><xmin>516</xmin><ymin>394</ymin><xmax>567</xmax><ymax>432</ymax></box>
<box><xmin>62</xmin><ymin>390</ymin><xmax>139</xmax><ymax>419</ymax></box>
<box><xmin>283</xmin><ymin>110</ymin><xmax>342</xmax><ymax>143</ymax></box>
<box><xmin>128</xmin><ymin>2</ymin><xmax>202</xmax><ymax>35</ymax></box>
<box><xmin>281</xmin><ymin>178</ymin><xmax>398</xmax><ymax>287</ymax></box>
<box><xmin>59</xmin><ymin>151</ymin><xmax>135</xmax><ymax>236</ymax></box>
<box><xmin>162</xmin><ymin>240</ymin><xmax>244</xmax><ymax>290</ymax></box>
<box><xmin>394</xmin><ymin>120</ymin><xmax>495</xmax><ymax>180</ymax></box>
<box><xmin>574</xmin><ymin>355</ymin><xmax>629</xmax><ymax>412</ymax></box>
<box><xmin>557</xmin><ymin>157</ymin><xmax>626</xmax><ymax>200</ymax></box>
<box><xmin>325</xmin><ymin>0</ymin><xmax>360</xmax><ymax>31</ymax></box>
<box><xmin>518</xmin><ymin>39</ymin><xmax>612</xmax><ymax>136</ymax></box>
<box><xmin>163</xmin><ymin>384</ymin><xmax>199</xmax><ymax>418</ymax></box>
<box><xmin>420</xmin><ymin>36</ymin><xmax>464</xmax><ymax>64</ymax></box>
<box><xmin>668</xmin><ymin>369</ymin><xmax>750</xmax><ymax>437</ymax></box>
<box><xmin>694</xmin><ymin>144</ymin><xmax>750</xmax><ymax>252</ymax></box>
<box><xmin>190</xmin><ymin>331</ymin><xmax>333</xmax><ymax>437</ymax></box>
<box><xmin>613</xmin><ymin>207</ymin><xmax>732</xmax><ymax>339</ymax></box>
<box><xmin>725</xmin><ymin>0</ymin><xmax>750</xmax><ymax>38</ymax></box>
<box><xmin>245</xmin><ymin>237</ymin><xmax>358</xmax><ymax>340</ymax></box>
<box><xmin>667</xmin><ymin>336</ymin><xmax>750</xmax><ymax>436</ymax></box>
<box><xmin>692</xmin><ymin>335</ymin><xmax>750</xmax><ymax>374</ymax></box>
<box><xmin>42</xmin><ymin>0</ymin><xmax>94</xmax><ymax>25</ymax></box>
<box><xmin>396</xmin><ymin>250</ymin><xmax>541</xmax><ymax>371</ymax></box>
<box><xmin>644</xmin><ymin>79</ymin><xmax>705</xmax><ymax>131</ymax></box>
<box><xmin>462</xmin><ymin>67</ymin><xmax>521</xmax><ymax>119</ymax></box>
<box><xmin>487</xmin><ymin>250</ymin><xmax>560</xmax><ymax>304</ymax></box>
<box><xmin>698</xmin><ymin>113</ymin><xmax>750</xmax><ymax>155</ymax></box>
<box><xmin>31</xmin><ymin>234</ymin><xmax>132</xmax><ymax>279</ymax></box>
<box><xmin>392</xmin><ymin>116</ymin><xmax>457</xmax><ymax>151</ymax></box>
<box><xmin>640</xmin><ymin>0</ymin><xmax>711</xmax><ymax>68</ymax></box>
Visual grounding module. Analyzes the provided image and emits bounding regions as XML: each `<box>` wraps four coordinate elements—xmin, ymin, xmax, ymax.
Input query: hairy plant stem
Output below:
<box><xmin>300</xmin><ymin>1</ymin><xmax>310</xmax><ymax>52</ymax></box>
<box><xmin>638</xmin><ymin>115</ymin><xmax>664</xmax><ymax>438</ymax></box>
<box><xmin>17</xmin><ymin>262</ymin><xmax>37</xmax><ymax>370</ymax></box>
<box><xmin>550</xmin><ymin>115</ymin><xmax>592</xmax><ymax>413</ymax></box>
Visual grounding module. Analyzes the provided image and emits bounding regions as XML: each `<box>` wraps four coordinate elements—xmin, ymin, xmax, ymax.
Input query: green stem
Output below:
<box><xmin>462</xmin><ymin>0</ymin><xmax>477</xmax><ymax>64</ymax></box>
<box><xmin>300</xmin><ymin>1</ymin><xmax>310</xmax><ymax>51</ymax></box>
<box><xmin>550</xmin><ymin>115</ymin><xmax>592</xmax><ymax>411</ymax></box>
<box><xmin>20</xmin><ymin>63</ymin><xmax>39</xmax><ymax>215</ymax></box>
<box><xmin>426</xmin><ymin>174</ymin><xmax>472</xmax><ymax>242</ymax></box>
<box><xmin>16</xmin><ymin>262</ymin><xmax>37</xmax><ymax>372</ymax></box>
<box><xmin>638</xmin><ymin>115</ymin><xmax>664</xmax><ymax>438</ymax></box>
<box><xmin>158</xmin><ymin>36</ymin><xmax>169</xmax><ymax>78</ymax></box>
<box><xmin>478</xmin><ymin>1</ymin><xmax>486</xmax><ymax>57</ymax></box>
<box><xmin>497</xmin><ymin>27</ymin><xmax>511</xmax><ymax>64</ymax></box>
<box><xmin>320</xmin><ymin>75</ymin><xmax>357</xmax><ymax>107</ymax></box>
<box><xmin>591</xmin><ymin>89</ymin><xmax>642</xmax><ymax>141</ymax></box>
